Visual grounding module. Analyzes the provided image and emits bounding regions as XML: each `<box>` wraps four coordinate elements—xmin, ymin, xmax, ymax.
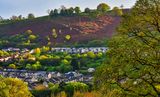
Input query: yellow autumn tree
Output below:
<box><xmin>0</xmin><ymin>77</ymin><xmax>32</xmax><ymax>97</ymax></box>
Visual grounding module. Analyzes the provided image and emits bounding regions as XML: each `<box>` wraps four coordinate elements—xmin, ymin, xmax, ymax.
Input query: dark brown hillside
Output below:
<box><xmin>0</xmin><ymin>15</ymin><xmax>121</xmax><ymax>45</ymax></box>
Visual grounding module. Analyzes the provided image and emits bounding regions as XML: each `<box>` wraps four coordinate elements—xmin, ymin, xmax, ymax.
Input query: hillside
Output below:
<box><xmin>0</xmin><ymin>15</ymin><xmax>121</xmax><ymax>47</ymax></box>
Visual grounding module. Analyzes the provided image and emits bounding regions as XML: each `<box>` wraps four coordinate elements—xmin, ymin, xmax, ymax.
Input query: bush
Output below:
<box><xmin>65</xmin><ymin>35</ymin><xmax>71</xmax><ymax>40</ymax></box>
<box><xmin>28</xmin><ymin>13</ymin><xmax>35</xmax><ymax>19</ymax></box>
<box><xmin>49</xmin><ymin>83</ymin><xmax>60</xmax><ymax>96</ymax></box>
<box><xmin>61</xmin><ymin>59</ymin><xmax>70</xmax><ymax>65</ymax></box>
<box><xmin>29</xmin><ymin>34</ymin><xmax>37</xmax><ymax>41</ymax></box>
<box><xmin>87</xmin><ymin>51</ymin><xmax>96</xmax><ymax>59</ymax></box>
<box><xmin>56</xmin><ymin>64</ymin><xmax>72</xmax><ymax>73</ymax></box>
<box><xmin>97</xmin><ymin>3</ymin><xmax>110</xmax><ymax>12</ymax></box>
<box><xmin>112</xmin><ymin>7</ymin><xmax>123</xmax><ymax>16</ymax></box>
<box><xmin>8</xmin><ymin>64</ymin><xmax>16</xmax><ymax>69</ymax></box>
<box><xmin>31</xmin><ymin>90</ymin><xmax>52</xmax><ymax>97</ymax></box>
<box><xmin>64</xmin><ymin>82</ymin><xmax>89</xmax><ymax>97</ymax></box>
<box><xmin>87</xmin><ymin>40</ymin><xmax>105</xmax><ymax>47</ymax></box>
<box><xmin>0</xmin><ymin>78</ymin><xmax>32</xmax><ymax>97</ymax></box>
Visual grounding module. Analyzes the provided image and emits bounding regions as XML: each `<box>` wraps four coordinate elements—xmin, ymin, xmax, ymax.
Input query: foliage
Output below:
<box><xmin>87</xmin><ymin>51</ymin><xmax>96</xmax><ymax>59</ymax></box>
<box><xmin>8</xmin><ymin>64</ymin><xmax>16</xmax><ymax>69</ymax></box>
<box><xmin>49</xmin><ymin>10</ymin><xmax>54</xmax><ymax>17</ymax></box>
<box><xmin>34</xmin><ymin>84</ymin><xmax>48</xmax><ymax>90</ymax></box>
<box><xmin>52</xmin><ymin>28</ymin><xmax>58</xmax><ymax>38</ymax></box>
<box><xmin>73</xmin><ymin>91</ymin><xmax>105</xmax><ymax>97</ymax></box>
<box><xmin>49</xmin><ymin>9</ymin><xmax>59</xmax><ymax>17</ymax></box>
<box><xmin>87</xmin><ymin>39</ymin><xmax>108</xmax><ymax>47</ymax></box>
<box><xmin>65</xmin><ymin>35</ymin><xmax>71</xmax><ymax>40</ymax></box>
<box><xmin>0</xmin><ymin>50</ymin><xmax>105</xmax><ymax>72</ymax></box>
<box><xmin>25</xmin><ymin>30</ymin><xmax>33</xmax><ymax>35</ymax></box>
<box><xmin>94</xmin><ymin>0</ymin><xmax>160</xmax><ymax>96</ymax></box>
<box><xmin>28</xmin><ymin>13</ymin><xmax>35</xmax><ymax>19</ymax></box>
<box><xmin>31</xmin><ymin>90</ymin><xmax>52</xmax><ymax>97</ymax></box>
<box><xmin>31</xmin><ymin>61</ymin><xmax>42</xmax><ymax>70</ymax></box>
<box><xmin>68</xmin><ymin>7</ymin><xmax>74</xmax><ymax>15</ymax></box>
<box><xmin>61</xmin><ymin>59</ymin><xmax>70</xmax><ymax>65</ymax></box>
<box><xmin>0</xmin><ymin>50</ymin><xmax>9</xmax><ymax>57</ymax></box>
<box><xmin>48</xmin><ymin>83</ymin><xmax>60</xmax><ymax>96</ymax></box>
<box><xmin>64</xmin><ymin>82</ymin><xmax>89</xmax><ymax>97</ymax></box>
<box><xmin>84</xmin><ymin>8</ymin><xmax>91</xmax><ymax>13</ymax></box>
<box><xmin>41</xmin><ymin>46</ymin><xmax>50</xmax><ymax>53</ymax></box>
<box><xmin>25</xmin><ymin>64</ymin><xmax>32</xmax><ymax>70</ymax></box>
<box><xmin>34</xmin><ymin>48</ymin><xmax>41</xmax><ymax>57</ymax></box>
<box><xmin>112</xmin><ymin>7</ymin><xmax>123</xmax><ymax>16</ymax></box>
<box><xmin>29</xmin><ymin>35</ymin><xmax>37</xmax><ymax>41</ymax></box>
<box><xmin>0</xmin><ymin>78</ymin><xmax>32</xmax><ymax>97</ymax></box>
<box><xmin>74</xmin><ymin>7</ymin><xmax>81</xmax><ymax>14</ymax></box>
<box><xmin>97</xmin><ymin>3</ymin><xmax>110</xmax><ymax>12</ymax></box>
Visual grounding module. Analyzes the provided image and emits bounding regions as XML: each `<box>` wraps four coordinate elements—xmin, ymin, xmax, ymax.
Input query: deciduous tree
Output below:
<box><xmin>95</xmin><ymin>0</ymin><xmax>160</xmax><ymax>96</ymax></box>
<box><xmin>0</xmin><ymin>78</ymin><xmax>32</xmax><ymax>97</ymax></box>
<box><xmin>97</xmin><ymin>3</ymin><xmax>110</xmax><ymax>12</ymax></box>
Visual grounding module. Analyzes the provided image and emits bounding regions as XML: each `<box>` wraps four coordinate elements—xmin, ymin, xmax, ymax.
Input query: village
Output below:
<box><xmin>0</xmin><ymin>47</ymin><xmax>106</xmax><ymax>89</ymax></box>
<box><xmin>0</xmin><ymin>68</ymin><xmax>95</xmax><ymax>89</ymax></box>
<box><xmin>0</xmin><ymin>47</ymin><xmax>108</xmax><ymax>62</ymax></box>
<box><xmin>51</xmin><ymin>47</ymin><xmax>108</xmax><ymax>54</ymax></box>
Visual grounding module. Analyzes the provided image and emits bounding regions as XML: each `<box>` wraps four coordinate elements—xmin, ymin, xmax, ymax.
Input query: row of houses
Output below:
<box><xmin>0</xmin><ymin>53</ymin><xmax>19</xmax><ymax>62</ymax></box>
<box><xmin>51</xmin><ymin>47</ymin><xmax>108</xmax><ymax>53</ymax></box>
<box><xmin>2</xmin><ymin>47</ymin><xmax>29</xmax><ymax>52</ymax></box>
<box><xmin>0</xmin><ymin>47</ymin><xmax>108</xmax><ymax>62</ymax></box>
<box><xmin>1</xmin><ymin>47</ymin><xmax>108</xmax><ymax>54</ymax></box>
<box><xmin>0</xmin><ymin>69</ymin><xmax>94</xmax><ymax>89</ymax></box>
<box><xmin>0</xmin><ymin>48</ymin><xmax>30</xmax><ymax>62</ymax></box>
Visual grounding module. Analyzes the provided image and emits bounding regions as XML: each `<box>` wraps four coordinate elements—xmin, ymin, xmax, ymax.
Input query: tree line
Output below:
<box><xmin>0</xmin><ymin>3</ymin><xmax>123</xmax><ymax>23</ymax></box>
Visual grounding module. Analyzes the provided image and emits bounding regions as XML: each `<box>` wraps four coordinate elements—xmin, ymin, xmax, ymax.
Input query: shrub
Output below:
<box><xmin>31</xmin><ymin>90</ymin><xmax>52</xmax><ymax>97</ymax></box>
<box><xmin>87</xmin><ymin>51</ymin><xmax>96</xmax><ymax>59</ymax></box>
<box><xmin>0</xmin><ymin>78</ymin><xmax>32</xmax><ymax>97</ymax></box>
<box><xmin>64</xmin><ymin>82</ymin><xmax>89</xmax><ymax>97</ymax></box>
<box><xmin>65</xmin><ymin>35</ymin><xmax>71</xmax><ymax>40</ymax></box>
<box><xmin>8</xmin><ymin>64</ymin><xmax>16</xmax><ymax>69</ymax></box>
<box><xmin>97</xmin><ymin>3</ymin><xmax>110</xmax><ymax>12</ymax></box>
<box><xmin>29</xmin><ymin>34</ymin><xmax>37</xmax><ymax>41</ymax></box>
<box><xmin>61</xmin><ymin>59</ymin><xmax>70</xmax><ymax>65</ymax></box>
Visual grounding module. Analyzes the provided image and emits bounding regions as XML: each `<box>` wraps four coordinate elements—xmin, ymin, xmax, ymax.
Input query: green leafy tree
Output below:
<box><xmin>87</xmin><ymin>51</ymin><xmax>96</xmax><ymax>59</ymax></box>
<box><xmin>10</xmin><ymin>16</ymin><xmax>19</xmax><ymax>21</ymax></box>
<box><xmin>49</xmin><ymin>9</ymin><xmax>59</xmax><ymax>17</ymax></box>
<box><xmin>8</xmin><ymin>64</ymin><xmax>16</xmax><ymax>69</ymax></box>
<box><xmin>41</xmin><ymin>46</ymin><xmax>50</xmax><ymax>53</ymax></box>
<box><xmin>64</xmin><ymin>82</ymin><xmax>88</xmax><ymax>97</ymax></box>
<box><xmin>53</xmin><ymin>9</ymin><xmax>59</xmax><ymax>16</ymax></box>
<box><xmin>68</xmin><ymin>7</ymin><xmax>74</xmax><ymax>16</ymax></box>
<box><xmin>28</xmin><ymin>13</ymin><xmax>35</xmax><ymax>19</ymax></box>
<box><xmin>0</xmin><ymin>16</ymin><xmax>3</xmax><ymax>22</ymax></box>
<box><xmin>60</xmin><ymin>9</ymin><xmax>66</xmax><ymax>16</ymax></box>
<box><xmin>97</xmin><ymin>3</ymin><xmax>110</xmax><ymax>12</ymax></box>
<box><xmin>74</xmin><ymin>7</ymin><xmax>81</xmax><ymax>14</ymax></box>
<box><xmin>25</xmin><ymin>64</ymin><xmax>32</xmax><ymax>70</ymax></box>
<box><xmin>112</xmin><ymin>7</ymin><xmax>123</xmax><ymax>16</ymax></box>
<box><xmin>84</xmin><ymin>8</ymin><xmax>91</xmax><ymax>13</ymax></box>
<box><xmin>95</xmin><ymin>0</ymin><xmax>160</xmax><ymax>96</ymax></box>
<box><xmin>49</xmin><ymin>10</ymin><xmax>54</xmax><ymax>17</ymax></box>
<box><xmin>32</xmin><ymin>61</ymin><xmax>42</xmax><ymax>70</ymax></box>
<box><xmin>29</xmin><ymin>34</ymin><xmax>37</xmax><ymax>41</ymax></box>
<box><xmin>61</xmin><ymin>59</ymin><xmax>70</xmax><ymax>65</ymax></box>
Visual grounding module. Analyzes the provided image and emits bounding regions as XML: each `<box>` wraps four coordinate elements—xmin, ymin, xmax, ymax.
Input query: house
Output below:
<box><xmin>88</xmin><ymin>68</ymin><xmax>95</xmax><ymax>73</ymax></box>
<box><xmin>51</xmin><ymin>47</ymin><xmax>108</xmax><ymax>54</ymax></box>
